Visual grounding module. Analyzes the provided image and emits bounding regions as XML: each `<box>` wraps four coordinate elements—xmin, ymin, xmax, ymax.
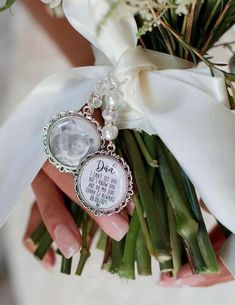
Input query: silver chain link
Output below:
<box><xmin>106</xmin><ymin>141</ymin><xmax>116</xmax><ymax>153</ymax></box>
<box><xmin>82</xmin><ymin>105</ymin><xmax>94</xmax><ymax>117</ymax></box>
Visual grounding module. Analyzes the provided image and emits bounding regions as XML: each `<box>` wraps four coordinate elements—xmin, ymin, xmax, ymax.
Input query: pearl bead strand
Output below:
<box><xmin>88</xmin><ymin>74</ymin><xmax>123</xmax><ymax>141</ymax></box>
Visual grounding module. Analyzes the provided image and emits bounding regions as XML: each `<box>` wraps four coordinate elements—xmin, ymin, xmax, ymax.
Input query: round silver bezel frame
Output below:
<box><xmin>43</xmin><ymin>110</ymin><xmax>105</xmax><ymax>173</ymax></box>
<box><xmin>74</xmin><ymin>150</ymin><xmax>134</xmax><ymax>216</ymax></box>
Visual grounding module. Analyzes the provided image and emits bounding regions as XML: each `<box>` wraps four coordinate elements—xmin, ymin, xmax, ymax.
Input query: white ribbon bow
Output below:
<box><xmin>1</xmin><ymin>0</ymin><xmax>235</xmax><ymax>233</ymax></box>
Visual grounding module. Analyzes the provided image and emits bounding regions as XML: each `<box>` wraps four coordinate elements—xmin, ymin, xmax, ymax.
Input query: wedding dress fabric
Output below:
<box><xmin>0</xmin><ymin>0</ymin><xmax>235</xmax><ymax>236</ymax></box>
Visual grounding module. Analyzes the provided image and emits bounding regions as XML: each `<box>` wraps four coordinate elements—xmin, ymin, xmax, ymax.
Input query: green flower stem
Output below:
<box><xmin>76</xmin><ymin>214</ymin><xmax>91</xmax><ymax>276</ymax></box>
<box><xmin>136</xmin><ymin>230</ymin><xmax>152</xmax><ymax>276</ymax></box>
<box><xmin>133</xmin><ymin>131</ymin><xmax>158</xmax><ymax>168</ymax></box>
<box><xmin>143</xmin><ymin>133</ymin><xmax>158</xmax><ymax>185</ymax></box>
<box><xmin>88</xmin><ymin>222</ymin><xmax>98</xmax><ymax>249</ymax></box>
<box><xmin>158</xmin><ymin>24</ymin><xmax>174</xmax><ymax>55</ymax></box>
<box><xmin>118</xmin><ymin>210</ymin><xmax>140</xmax><ymax>279</ymax></box>
<box><xmin>156</xmin><ymin>138</ymin><xmax>206</xmax><ymax>273</ymax></box>
<box><xmin>159</xmin><ymin>140</ymin><xmax>218</xmax><ymax>273</ymax></box>
<box><xmin>132</xmin><ymin>194</ymin><xmax>155</xmax><ymax>257</ymax></box>
<box><xmin>143</xmin><ymin>133</ymin><xmax>157</xmax><ymax>159</ymax></box>
<box><xmin>179</xmin><ymin>13</ymin><xmax>187</xmax><ymax>58</ymax></box>
<box><xmin>96</xmin><ymin>230</ymin><xmax>108</xmax><ymax>251</ymax></box>
<box><xmin>158</xmin><ymin>140</ymin><xmax>218</xmax><ymax>273</ymax></box>
<box><xmin>152</xmin><ymin>172</ymin><xmax>169</xmax><ymax>240</ymax></box>
<box><xmin>183</xmin><ymin>235</ymin><xmax>206</xmax><ymax>273</ymax></box>
<box><xmin>147</xmin><ymin>167</ymin><xmax>156</xmax><ymax>186</ymax></box>
<box><xmin>152</xmin><ymin>172</ymin><xmax>174</xmax><ymax>272</ymax></box>
<box><xmin>0</xmin><ymin>0</ymin><xmax>16</xmax><ymax>12</ymax></box>
<box><xmin>121</xmin><ymin>130</ymin><xmax>171</xmax><ymax>262</ymax></box>
<box><xmin>58</xmin><ymin>199</ymin><xmax>83</xmax><ymax>274</ymax></box>
<box><xmin>30</xmin><ymin>222</ymin><xmax>47</xmax><ymax>245</ymax></box>
<box><xmin>201</xmin><ymin>0</ymin><xmax>233</xmax><ymax>54</ymax></box>
<box><xmin>102</xmin><ymin>237</ymin><xmax>112</xmax><ymax>270</ymax></box>
<box><xmin>183</xmin><ymin>174</ymin><xmax>219</xmax><ymax>273</ymax></box>
<box><xmin>76</xmin><ymin>248</ymin><xmax>90</xmax><ymax>276</ymax></box>
<box><xmin>167</xmin><ymin>201</ymin><xmax>183</xmax><ymax>277</ymax></box>
<box><xmin>60</xmin><ymin>256</ymin><xmax>72</xmax><ymax>275</ymax></box>
<box><xmin>68</xmin><ymin>200</ymin><xmax>84</xmax><ymax>227</ymax></box>
<box><xmin>109</xmin><ymin>239</ymin><xmax>124</xmax><ymax>274</ymax></box>
<box><xmin>159</xmin><ymin>260</ymin><xmax>174</xmax><ymax>273</ymax></box>
<box><xmin>56</xmin><ymin>249</ymin><xmax>63</xmax><ymax>256</ymax></box>
<box><xmin>203</xmin><ymin>0</ymin><xmax>222</xmax><ymax>34</ymax></box>
<box><xmin>34</xmin><ymin>231</ymin><xmax>53</xmax><ymax>260</ymax></box>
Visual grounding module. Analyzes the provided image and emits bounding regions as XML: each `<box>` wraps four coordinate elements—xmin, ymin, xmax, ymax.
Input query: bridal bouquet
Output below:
<box><xmin>1</xmin><ymin>0</ymin><xmax>235</xmax><ymax>281</ymax></box>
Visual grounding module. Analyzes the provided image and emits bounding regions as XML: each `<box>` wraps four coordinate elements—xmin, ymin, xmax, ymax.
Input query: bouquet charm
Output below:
<box><xmin>43</xmin><ymin>74</ymin><xmax>133</xmax><ymax>216</ymax></box>
<box><xmin>1</xmin><ymin>0</ymin><xmax>235</xmax><ymax>281</ymax></box>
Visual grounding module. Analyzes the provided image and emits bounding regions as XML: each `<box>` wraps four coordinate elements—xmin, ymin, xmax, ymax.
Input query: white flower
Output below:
<box><xmin>119</xmin><ymin>0</ymin><xmax>196</xmax><ymax>36</ymax></box>
<box><xmin>41</xmin><ymin>0</ymin><xmax>62</xmax><ymax>9</ymax></box>
<box><xmin>124</xmin><ymin>0</ymin><xmax>195</xmax><ymax>16</ymax></box>
<box><xmin>175</xmin><ymin>0</ymin><xmax>195</xmax><ymax>15</ymax></box>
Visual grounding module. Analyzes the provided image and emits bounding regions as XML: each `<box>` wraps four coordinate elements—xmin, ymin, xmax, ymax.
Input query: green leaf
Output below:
<box><xmin>225</xmin><ymin>72</ymin><xmax>235</xmax><ymax>82</ymax></box>
<box><xmin>0</xmin><ymin>0</ymin><xmax>16</xmax><ymax>12</ymax></box>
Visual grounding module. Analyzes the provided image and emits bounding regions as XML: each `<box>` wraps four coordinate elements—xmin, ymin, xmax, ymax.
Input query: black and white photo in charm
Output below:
<box><xmin>43</xmin><ymin>110</ymin><xmax>104</xmax><ymax>173</ymax></box>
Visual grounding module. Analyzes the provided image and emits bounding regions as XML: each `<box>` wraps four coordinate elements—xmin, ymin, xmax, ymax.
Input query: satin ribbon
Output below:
<box><xmin>1</xmin><ymin>0</ymin><xmax>235</xmax><ymax>234</ymax></box>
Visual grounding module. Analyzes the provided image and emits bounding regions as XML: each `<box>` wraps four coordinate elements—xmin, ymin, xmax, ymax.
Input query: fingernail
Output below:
<box><xmin>54</xmin><ymin>224</ymin><xmax>80</xmax><ymax>259</ymax></box>
<box><xmin>127</xmin><ymin>201</ymin><xmax>135</xmax><ymax>215</ymax></box>
<box><xmin>99</xmin><ymin>215</ymin><xmax>129</xmax><ymax>241</ymax></box>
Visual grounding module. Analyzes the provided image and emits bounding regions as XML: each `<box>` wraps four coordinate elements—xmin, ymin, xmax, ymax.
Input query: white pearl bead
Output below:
<box><xmin>87</xmin><ymin>95</ymin><xmax>102</xmax><ymax>109</ymax></box>
<box><xmin>104</xmin><ymin>91</ymin><xmax>122</xmax><ymax>108</ymax></box>
<box><xmin>102</xmin><ymin>109</ymin><xmax>118</xmax><ymax>122</ymax></box>
<box><xmin>102</xmin><ymin>125</ymin><xmax>119</xmax><ymax>140</ymax></box>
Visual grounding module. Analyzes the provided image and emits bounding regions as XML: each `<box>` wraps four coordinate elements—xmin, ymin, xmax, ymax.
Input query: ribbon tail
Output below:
<box><xmin>63</xmin><ymin>0</ymin><xmax>137</xmax><ymax>64</ymax></box>
<box><xmin>138</xmin><ymin>70</ymin><xmax>235</xmax><ymax>233</ymax></box>
<box><xmin>0</xmin><ymin>66</ymin><xmax>110</xmax><ymax>228</ymax></box>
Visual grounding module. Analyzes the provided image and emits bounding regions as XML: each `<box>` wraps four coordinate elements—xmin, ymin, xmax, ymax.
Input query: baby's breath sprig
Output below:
<box><xmin>41</xmin><ymin>0</ymin><xmax>64</xmax><ymax>17</ymax></box>
<box><xmin>41</xmin><ymin>0</ymin><xmax>62</xmax><ymax>9</ymax></box>
<box><xmin>125</xmin><ymin>0</ymin><xmax>196</xmax><ymax>36</ymax></box>
<box><xmin>97</xmin><ymin>0</ymin><xmax>196</xmax><ymax>37</ymax></box>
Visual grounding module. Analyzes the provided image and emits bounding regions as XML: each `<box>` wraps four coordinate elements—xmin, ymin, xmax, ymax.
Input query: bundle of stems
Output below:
<box><xmin>30</xmin><ymin>0</ymin><xmax>235</xmax><ymax>280</ymax></box>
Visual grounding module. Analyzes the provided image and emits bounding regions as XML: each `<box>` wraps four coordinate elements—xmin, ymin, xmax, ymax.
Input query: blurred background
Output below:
<box><xmin>0</xmin><ymin>1</ymin><xmax>235</xmax><ymax>305</ymax></box>
<box><xmin>0</xmin><ymin>2</ymin><xmax>70</xmax><ymax>304</ymax></box>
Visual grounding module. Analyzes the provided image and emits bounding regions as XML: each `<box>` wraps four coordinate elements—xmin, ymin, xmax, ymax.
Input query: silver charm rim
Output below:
<box><xmin>43</xmin><ymin>110</ymin><xmax>105</xmax><ymax>173</ymax></box>
<box><xmin>74</xmin><ymin>150</ymin><xmax>134</xmax><ymax>216</ymax></box>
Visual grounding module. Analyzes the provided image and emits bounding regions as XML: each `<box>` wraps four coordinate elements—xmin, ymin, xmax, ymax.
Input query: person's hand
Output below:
<box><xmin>159</xmin><ymin>225</ymin><xmax>234</xmax><ymax>287</ymax></box>
<box><xmin>160</xmin><ymin>258</ymin><xmax>232</xmax><ymax>287</ymax></box>
<box><xmin>23</xmin><ymin>161</ymin><xmax>133</xmax><ymax>267</ymax></box>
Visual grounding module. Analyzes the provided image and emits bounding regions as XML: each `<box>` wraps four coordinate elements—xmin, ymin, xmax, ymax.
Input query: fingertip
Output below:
<box><xmin>53</xmin><ymin>224</ymin><xmax>81</xmax><ymax>259</ymax></box>
<box><xmin>23</xmin><ymin>238</ymin><xmax>36</xmax><ymax>253</ymax></box>
<box><xmin>42</xmin><ymin>250</ymin><xmax>56</xmax><ymax>268</ymax></box>
<box><xmin>176</xmin><ymin>263</ymin><xmax>193</xmax><ymax>278</ymax></box>
<box><xmin>97</xmin><ymin>214</ymin><xmax>129</xmax><ymax>241</ymax></box>
<box><xmin>42</xmin><ymin>160</ymin><xmax>52</xmax><ymax>173</ymax></box>
<box><xmin>23</xmin><ymin>238</ymin><xmax>55</xmax><ymax>268</ymax></box>
<box><xmin>119</xmin><ymin>209</ymin><xmax>129</xmax><ymax>222</ymax></box>
<box><xmin>126</xmin><ymin>201</ymin><xmax>135</xmax><ymax>215</ymax></box>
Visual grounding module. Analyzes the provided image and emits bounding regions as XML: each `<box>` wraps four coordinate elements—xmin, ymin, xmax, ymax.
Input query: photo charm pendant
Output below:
<box><xmin>74</xmin><ymin>150</ymin><xmax>133</xmax><ymax>216</ymax></box>
<box><xmin>43</xmin><ymin>74</ymin><xmax>134</xmax><ymax>215</ymax></box>
<box><xmin>43</xmin><ymin>109</ymin><xmax>104</xmax><ymax>173</ymax></box>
